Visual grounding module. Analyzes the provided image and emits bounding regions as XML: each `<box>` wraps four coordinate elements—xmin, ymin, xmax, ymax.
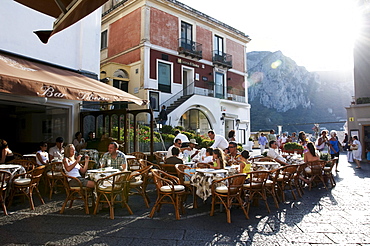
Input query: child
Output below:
<box><xmin>202</xmin><ymin>148</ymin><xmax>214</xmax><ymax>164</ymax></box>
<box><xmin>239</xmin><ymin>150</ymin><xmax>252</xmax><ymax>174</ymax></box>
<box><xmin>212</xmin><ymin>148</ymin><xmax>226</xmax><ymax>169</ymax></box>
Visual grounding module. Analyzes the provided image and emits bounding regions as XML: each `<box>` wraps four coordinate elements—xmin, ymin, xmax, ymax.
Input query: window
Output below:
<box><xmin>215</xmin><ymin>72</ymin><xmax>225</xmax><ymax>99</ymax></box>
<box><xmin>158</xmin><ymin>62</ymin><xmax>171</xmax><ymax>93</ymax></box>
<box><xmin>181</xmin><ymin>21</ymin><xmax>193</xmax><ymax>50</ymax></box>
<box><xmin>238</xmin><ymin>129</ymin><xmax>246</xmax><ymax>144</ymax></box>
<box><xmin>179</xmin><ymin>109</ymin><xmax>211</xmax><ymax>135</ymax></box>
<box><xmin>101</xmin><ymin>30</ymin><xmax>108</xmax><ymax>50</ymax></box>
<box><xmin>214</xmin><ymin>35</ymin><xmax>224</xmax><ymax>55</ymax></box>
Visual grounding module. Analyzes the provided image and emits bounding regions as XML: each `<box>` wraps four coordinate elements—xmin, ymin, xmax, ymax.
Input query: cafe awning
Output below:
<box><xmin>14</xmin><ymin>0</ymin><xmax>108</xmax><ymax>44</ymax></box>
<box><xmin>0</xmin><ymin>51</ymin><xmax>147</xmax><ymax>106</ymax></box>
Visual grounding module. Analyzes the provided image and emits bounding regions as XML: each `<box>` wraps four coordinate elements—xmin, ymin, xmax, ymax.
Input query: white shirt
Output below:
<box><xmin>267</xmin><ymin>148</ymin><xmax>286</xmax><ymax>163</ymax></box>
<box><xmin>36</xmin><ymin>150</ymin><xmax>49</xmax><ymax>166</ymax></box>
<box><xmin>167</xmin><ymin>145</ymin><xmax>177</xmax><ymax>158</ymax></box>
<box><xmin>174</xmin><ymin>133</ymin><xmax>189</xmax><ymax>143</ymax></box>
<box><xmin>49</xmin><ymin>145</ymin><xmax>64</xmax><ymax>160</ymax></box>
<box><xmin>211</xmin><ymin>134</ymin><xmax>228</xmax><ymax>150</ymax></box>
<box><xmin>202</xmin><ymin>155</ymin><xmax>213</xmax><ymax>163</ymax></box>
<box><xmin>183</xmin><ymin>148</ymin><xmax>200</xmax><ymax>162</ymax></box>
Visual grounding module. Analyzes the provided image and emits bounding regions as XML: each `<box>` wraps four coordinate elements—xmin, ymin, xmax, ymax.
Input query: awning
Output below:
<box><xmin>14</xmin><ymin>0</ymin><xmax>108</xmax><ymax>44</ymax></box>
<box><xmin>0</xmin><ymin>51</ymin><xmax>147</xmax><ymax>106</ymax></box>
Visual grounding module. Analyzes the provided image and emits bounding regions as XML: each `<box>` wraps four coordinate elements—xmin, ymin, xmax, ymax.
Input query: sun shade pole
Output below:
<box><xmin>54</xmin><ymin>0</ymin><xmax>68</xmax><ymax>14</ymax></box>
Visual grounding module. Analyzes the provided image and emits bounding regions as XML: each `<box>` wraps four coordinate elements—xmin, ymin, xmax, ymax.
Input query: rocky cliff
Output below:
<box><xmin>247</xmin><ymin>51</ymin><xmax>353</xmax><ymax>133</ymax></box>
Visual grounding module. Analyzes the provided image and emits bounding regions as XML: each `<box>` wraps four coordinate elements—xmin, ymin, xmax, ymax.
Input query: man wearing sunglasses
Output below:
<box><xmin>225</xmin><ymin>141</ymin><xmax>242</xmax><ymax>166</ymax></box>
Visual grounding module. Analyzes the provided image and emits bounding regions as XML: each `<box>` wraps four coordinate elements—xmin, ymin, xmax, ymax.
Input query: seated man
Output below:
<box><xmin>166</xmin><ymin>139</ymin><xmax>183</xmax><ymax>158</ymax></box>
<box><xmin>49</xmin><ymin>137</ymin><xmax>64</xmax><ymax>161</ymax></box>
<box><xmin>165</xmin><ymin>147</ymin><xmax>184</xmax><ymax>165</ymax></box>
<box><xmin>267</xmin><ymin>140</ymin><xmax>288</xmax><ymax>165</ymax></box>
<box><xmin>100</xmin><ymin>142</ymin><xmax>127</xmax><ymax>171</ymax></box>
<box><xmin>86</xmin><ymin>131</ymin><xmax>99</xmax><ymax>149</ymax></box>
<box><xmin>225</xmin><ymin>141</ymin><xmax>242</xmax><ymax>166</ymax></box>
<box><xmin>183</xmin><ymin>139</ymin><xmax>200</xmax><ymax>162</ymax></box>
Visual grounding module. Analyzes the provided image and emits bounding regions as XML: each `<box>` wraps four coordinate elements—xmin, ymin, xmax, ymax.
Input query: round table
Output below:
<box><xmin>191</xmin><ymin>169</ymin><xmax>228</xmax><ymax>201</ymax></box>
<box><xmin>253</xmin><ymin>161</ymin><xmax>280</xmax><ymax>171</ymax></box>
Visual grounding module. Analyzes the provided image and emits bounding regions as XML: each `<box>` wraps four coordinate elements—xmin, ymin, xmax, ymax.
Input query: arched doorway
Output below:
<box><xmin>179</xmin><ymin>109</ymin><xmax>211</xmax><ymax>135</ymax></box>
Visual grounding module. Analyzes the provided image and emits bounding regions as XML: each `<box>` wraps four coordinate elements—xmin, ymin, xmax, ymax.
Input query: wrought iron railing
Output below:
<box><xmin>213</xmin><ymin>50</ymin><xmax>232</xmax><ymax>68</ymax></box>
<box><xmin>178</xmin><ymin>38</ymin><xmax>202</xmax><ymax>59</ymax></box>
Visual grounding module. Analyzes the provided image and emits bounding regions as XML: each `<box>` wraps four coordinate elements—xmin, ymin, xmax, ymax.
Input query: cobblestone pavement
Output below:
<box><xmin>1</xmin><ymin>153</ymin><xmax>369</xmax><ymax>245</ymax></box>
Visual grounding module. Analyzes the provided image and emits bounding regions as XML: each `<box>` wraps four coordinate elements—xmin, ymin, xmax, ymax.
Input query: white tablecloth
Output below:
<box><xmin>86</xmin><ymin>168</ymin><xmax>120</xmax><ymax>182</ymax></box>
<box><xmin>191</xmin><ymin>169</ymin><xmax>228</xmax><ymax>201</ymax></box>
<box><xmin>253</xmin><ymin>161</ymin><xmax>280</xmax><ymax>171</ymax></box>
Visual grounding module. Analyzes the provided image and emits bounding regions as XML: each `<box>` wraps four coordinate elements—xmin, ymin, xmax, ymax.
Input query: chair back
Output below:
<box><xmin>175</xmin><ymin>164</ymin><xmax>195</xmax><ymax>184</ymax></box>
<box><xmin>153</xmin><ymin>152</ymin><xmax>165</xmax><ymax>164</ymax></box>
<box><xmin>12</xmin><ymin>152</ymin><xmax>23</xmax><ymax>160</ymax></box>
<box><xmin>129</xmin><ymin>152</ymin><xmax>147</xmax><ymax>160</ymax></box>
<box><xmin>278</xmin><ymin>165</ymin><xmax>298</xmax><ymax>181</ymax></box>
<box><xmin>226</xmin><ymin>173</ymin><xmax>247</xmax><ymax>195</ymax></box>
<box><xmin>306</xmin><ymin>160</ymin><xmax>326</xmax><ymax>175</ymax></box>
<box><xmin>159</xmin><ymin>164</ymin><xmax>178</xmax><ymax>176</ymax></box>
<box><xmin>151</xmin><ymin>169</ymin><xmax>180</xmax><ymax>191</ymax></box>
<box><xmin>197</xmin><ymin>162</ymin><xmax>212</xmax><ymax>168</ymax></box>
<box><xmin>325</xmin><ymin>158</ymin><xmax>337</xmax><ymax>172</ymax></box>
<box><xmin>96</xmin><ymin>171</ymin><xmax>131</xmax><ymax>193</ymax></box>
<box><xmin>247</xmin><ymin>170</ymin><xmax>270</xmax><ymax>189</ymax></box>
<box><xmin>7</xmin><ymin>159</ymin><xmax>35</xmax><ymax>172</ymax></box>
<box><xmin>30</xmin><ymin>166</ymin><xmax>46</xmax><ymax>186</ymax></box>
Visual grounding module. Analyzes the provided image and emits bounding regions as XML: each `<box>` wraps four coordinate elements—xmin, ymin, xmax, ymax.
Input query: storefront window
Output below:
<box><xmin>179</xmin><ymin>109</ymin><xmax>211</xmax><ymax>135</ymax></box>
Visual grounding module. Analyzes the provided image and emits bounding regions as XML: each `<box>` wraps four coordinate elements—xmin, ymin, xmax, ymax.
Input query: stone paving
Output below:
<box><xmin>0</xmin><ymin>153</ymin><xmax>370</xmax><ymax>245</ymax></box>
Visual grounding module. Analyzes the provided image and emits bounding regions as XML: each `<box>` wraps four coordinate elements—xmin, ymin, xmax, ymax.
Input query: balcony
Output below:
<box><xmin>177</xmin><ymin>38</ymin><xmax>203</xmax><ymax>59</ymax></box>
<box><xmin>213</xmin><ymin>51</ymin><xmax>232</xmax><ymax>68</ymax></box>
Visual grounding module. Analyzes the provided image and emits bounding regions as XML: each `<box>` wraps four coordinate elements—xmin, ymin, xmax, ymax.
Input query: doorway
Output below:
<box><xmin>182</xmin><ymin>67</ymin><xmax>194</xmax><ymax>96</ymax></box>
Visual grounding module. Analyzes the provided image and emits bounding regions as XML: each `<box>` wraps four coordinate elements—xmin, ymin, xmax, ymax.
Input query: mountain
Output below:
<box><xmin>247</xmin><ymin>51</ymin><xmax>353</xmax><ymax>133</ymax></box>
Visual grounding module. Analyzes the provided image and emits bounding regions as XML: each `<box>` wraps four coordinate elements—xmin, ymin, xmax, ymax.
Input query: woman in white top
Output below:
<box><xmin>351</xmin><ymin>135</ymin><xmax>362</xmax><ymax>169</ymax></box>
<box><xmin>36</xmin><ymin>141</ymin><xmax>49</xmax><ymax>166</ymax></box>
<box><xmin>63</xmin><ymin>144</ymin><xmax>94</xmax><ymax>188</ymax></box>
<box><xmin>73</xmin><ymin>131</ymin><xmax>87</xmax><ymax>153</ymax></box>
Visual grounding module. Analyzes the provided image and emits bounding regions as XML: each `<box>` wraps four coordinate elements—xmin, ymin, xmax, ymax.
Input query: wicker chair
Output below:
<box><xmin>129</xmin><ymin>165</ymin><xmax>152</xmax><ymax>208</ymax></box>
<box><xmin>243</xmin><ymin>171</ymin><xmax>271</xmax><ymax>215</ymax></box>
<box><xmin>0</xmin><ymin>171</ymin><xmax>11</xmax><ymax>215</ymax></box>
<box><xmin>210</xmin><ymin>173</ymin><xmax>248</xmax><ymax>223</ymax></box>
<box><xmin>8</xmin><ymin>166</ymin><xmax>45</xmax><ymax>210</ymax></box>
<box><xmin>175</xmin><ymin>164</ymin><xmax>197</xmax><ymax>208</ymax></box>
<box><xmin>45</xmin><ymin>161</ymin><xmax>64</xmax><ymax>199</ymax></box>
<box><xmin>305</xmin><ymin>160</ymin><xmax>328</xmax><ymax>190</ymax></box>
<box><xmin>276</xmin><ymin>165</ymin><xmax>299</xmax><ymax>202</ymax></box>
<box><xmin>7</xmin><ymin>159</ymin><xmax>35</xmax><ymax>172</ymax></box>
<box><xmin>323</xmin><ymin>158</ymin><xmax>337</xmax><ymax>187</ymax></box>
<box><xmin>93</xmin><ymin>171</ymin><xmax>133</xmax><ymax>219</ymax></box>
<box><xmin>197</xmin><ymin>162</ymin><xmax>212</xmax><ymax>168</ymax></box>
<box><xmin>149</xmin><ymin>169</ymin><xmax>186</xmax><ymax>220</ymax></box>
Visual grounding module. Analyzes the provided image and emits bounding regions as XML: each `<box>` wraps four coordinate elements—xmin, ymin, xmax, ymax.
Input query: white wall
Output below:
<box><xmin>0</xmin><ymin>0</ymin><xmax>101</xmax><ymax>74</ymax></box>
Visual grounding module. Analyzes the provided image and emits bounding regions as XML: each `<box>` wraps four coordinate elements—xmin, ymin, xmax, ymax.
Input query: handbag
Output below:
<box><xmin>350</xmin><ymin>145</ymin><xmax>358</xmax><ymax>150</ymax></box>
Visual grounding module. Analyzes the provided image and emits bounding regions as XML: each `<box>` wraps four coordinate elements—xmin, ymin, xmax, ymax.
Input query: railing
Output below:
<box><xmin>213</xmin><ymin>51</ymin><xmax>232</xmax><ymax>68</ymax></box>
<box><xmin>178</xmin><ymin>38</ymin><xmax>203</xmax><ymax>59</ymax></box>
<box><xmin>159</xmin><ymin>81</ymin><xmax>245</xmax><ymax>110</ymax></box>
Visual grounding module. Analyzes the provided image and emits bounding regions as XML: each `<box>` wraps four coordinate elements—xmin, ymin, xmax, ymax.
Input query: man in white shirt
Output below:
<box><xmin>183</xmin><ymin>139</ymin><xmax>200</xmax><ymax>162</ymax></box>
<box><xmin>267</xmin><ymin>140</ymin><xmax>288</xmax><ymax>165</ymax></box>
<box><xmin>167</xmin><ymin>139</ymin><xmax>183</xmax><ymax>158</ymax></box>
<box><xmin>208</xmin><ymin>130</ymin><xmax>228</xmax><ymax>150</ymax></box>
<box><xmin>49</xmin><ymin>137</ymin><xmax>64</xmax><ymax>161</ymax></box>
<box><xmin>174</xmin><ymin>130</ymin><xmax>189</xmax><ymax>147</ymax></box>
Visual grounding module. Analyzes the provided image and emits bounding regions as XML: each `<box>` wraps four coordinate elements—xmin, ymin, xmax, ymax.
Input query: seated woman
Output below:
<box><xmin>239</xmin><ymin>150</ymin><xmax>252</xmax><ymax>174</ymax></box>
<box><xmin>304</xmin><ymin>142</ymin><xmax>320</xmax><ymax>163</ymax></box>
<box><xmin>63</xmin><ymin>144</ymin><xmax>95</xmax><ymax>188</ymax></box>
<box><xmin>73</xmin><ymin>131</ymin><xmax>87</xmax><ymax>153</ymax></box>
<box><xmin>1</xmin><ymin>139</ymin><xmax>14</xmax><ymax>163</ymax></box>
<box><xmin>36</xmin><ymin>141</ymin><xmax>49</xmax><ymax>166</ymax></box>
<box><xmin>212</xmin><ymin>148</ymin><xmax>226</xmax><ymax>169</ymax></box>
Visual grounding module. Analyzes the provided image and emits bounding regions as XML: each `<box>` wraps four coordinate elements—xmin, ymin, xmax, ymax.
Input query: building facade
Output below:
<box><xmin>346</xmin><ymin>0</ymin><xmax>370</xmax><ymax>157</ymax></box>
<box><xmin>100</xmin><ymin>0</ymin><xmax>251</xmax><ymax>146</ymax></box>
<box><xmin>0</xmin><ymin>0</ymin><xmax>102</xmax><ymax>152</ymax></box>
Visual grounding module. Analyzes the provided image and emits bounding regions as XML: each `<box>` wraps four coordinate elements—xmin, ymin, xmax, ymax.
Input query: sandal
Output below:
<box><xmin>355</xmin><ymin>166</ymin><xmax>362</xmax><ymax>169</ymax></box>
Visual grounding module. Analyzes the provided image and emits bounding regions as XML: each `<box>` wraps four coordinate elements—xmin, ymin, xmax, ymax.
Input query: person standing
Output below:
<box><xmin>228</xmin><ymin>129</ymin><xmax>236</xmax><ymax>142</ymax></box>
<box><xmin>267</xmin><ymin>130</ymin><xmax>277</xmax><ymax>143</ymax></box>
<box><xmin>258</xmin><ymin>133</ymin><xmax>268</xmax><ymax>154</ymax></box>
<box><xmin>328</xmin><ymin>130</ymin><xmax>340</xmax><ymax>171</ymax></box>
<box><xmin>291</xmin><ymin>132</ymin><xmax>298</xmax><ymax>143</ymax></box>
<box><xmin>351</xmin><ymin>135</ymin><xmax>362</xmax><ymax>169</ymax></box>
<box><xmin>158</xmin><ymin>105</ymin><xmax>168</xmax><ymax>126</ymax></box>
<box><xmin>174</xmin><ymin>130</ymin><xmax>189</xmax><ymax>147</ymax></box>
<box><xmin>208</xmin><ymin>130</ymin><xmax>228</xmax><ymax>150</ymax></box>
<box><xmin>73</xmin><ymin>131</ymin><xmax>87</xmax><ymax>153</ymax></box>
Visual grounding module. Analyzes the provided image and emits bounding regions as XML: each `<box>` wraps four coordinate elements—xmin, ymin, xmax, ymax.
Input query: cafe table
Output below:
<box><xmin>0</xmin><ymin>163</ymin><xmax>26</xmax><ymax>180</ymax></box>
<box><xmin>191</xmin><ymin>168</ymin><xmax>229</xmax><ymax>202</ymax></box>
<box><xmin>86</xmin><ymin>167</ymin><xmax>120</xmax><ymax>182</ymax></box>
<box><xmin>253</xmin><ymin>161</ymin><xmax>280</xmax><ymax>171</ymax></box>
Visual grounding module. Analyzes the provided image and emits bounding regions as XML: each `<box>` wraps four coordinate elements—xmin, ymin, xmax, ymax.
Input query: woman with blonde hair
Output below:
<box><xmin>212</xmin><ymin>148</ymin><xmax>226</xmax><ymax>169</ymax></box>
<box><xmin>63</xmin><ymin>144</ymin><xmax>94</xmax><ymax>188</ymax></box>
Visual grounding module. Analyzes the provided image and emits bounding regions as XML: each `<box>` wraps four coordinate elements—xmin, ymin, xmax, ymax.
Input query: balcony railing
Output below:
<box><xmin>213</xmin><ymin>51</ymin><xmax>232</xmax><ymax>68</ymax></box>
<box><xmin>178</xmin><ymin>38</ymin><xmax>203</xmax><ymax>59</ymax></box>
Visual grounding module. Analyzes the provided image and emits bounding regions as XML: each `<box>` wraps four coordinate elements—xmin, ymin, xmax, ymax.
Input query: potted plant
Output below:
<box><xmin>283</xmin><ymin>142</ymin><xmax>304</xmax><ymax>154</ymax></box>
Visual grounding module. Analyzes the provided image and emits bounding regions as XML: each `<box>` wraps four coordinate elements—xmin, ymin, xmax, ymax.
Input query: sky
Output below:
<box><xmin>179</xmin><ymin>0</ymin><xmax>360</xmax><ymax>72</ymax></box>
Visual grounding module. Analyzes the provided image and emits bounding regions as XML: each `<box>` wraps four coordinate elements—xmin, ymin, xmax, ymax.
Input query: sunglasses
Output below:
<box><xmin>228</xmin><ymin>146</ymin><xmax>236</xmax><ymax>148</ymax></box>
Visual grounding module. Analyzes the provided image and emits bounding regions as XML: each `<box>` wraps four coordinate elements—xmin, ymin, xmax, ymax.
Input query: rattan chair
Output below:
<box><xmin>8</xmin><ymin>166</ymin><xmax>45</xmax><ymax>210</ymax></box>
<box><xmin>276</xmin><ymin>165</ymin><xmax>299</xmax><ymax>202</ymax></box>
<box><xmin>196</xmin><ymin>162</ymin><xmax>212</xmax><ymax>168</ymax></box>
<box><xmin>7</xmin><ymin>159</ymin><xmax>35</xmax><ymax>172</ymax></box>
<box><xmin>93</xmin><ymin>171</ymin><xmax>132</xmax><ymax>219</ymax></box>
<box><xmin>265</xmin><ymin>168</ymin><xmax>281</xmax><ymax>209</ymax></box>
<box><xmin>129</xmin><ymin>165</ymin><xmax>152</xmax><ymax>208</ymax></box>
<box><xmin>0</xmin><ymin>170</ymin><xmax>11</xmax><ymax>215</ymax></box>
<box><xmin>210</xmin><ymin>173</ymin><xmax>248</xmax><ymax>223</ymax></box>
<box><xmin>175</xmin><ymin>164</ymin><xmax>197</xmax><ymax>208</ymax></box>
<box><xmin>243</xmin><ymin>171</ymin><xmax>271</xmax><ymax>215</ymax></box>
<box><xmin>305</xmin><ymin>160</ymin><xmax>328</xmax><ymax>190</ymax></box>
<box><xmin>159</xmin><ymin>163</ymin><xmax>178</xmax><ymax>176</ymax></box>
<box><xmin>46</xmin><ymin>161</ymin><xmax>64</xmax><ymax>199</ymax></box>
<box><xmin>324</xmin><ymin>158</ymin><xmax>337</xmax><ymax>187</ymax></box>
<box><xmin>60</xmin><ymin>171</ymin><xmax>94</xmax><ymax>215</ymax></box>
<box><xmin>149</xmin><ymin>169</ymin><xmax>186</xmax><ymax>220</ymax></box>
